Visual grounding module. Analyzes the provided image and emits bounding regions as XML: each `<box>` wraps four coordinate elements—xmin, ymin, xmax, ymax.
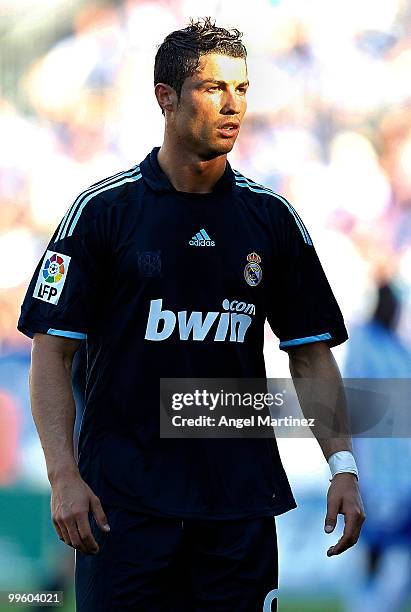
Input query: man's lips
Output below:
<box><xmin>217</xmin><ymin>122</ymin><xmax>240</xmax><ymax>137</ymax></box>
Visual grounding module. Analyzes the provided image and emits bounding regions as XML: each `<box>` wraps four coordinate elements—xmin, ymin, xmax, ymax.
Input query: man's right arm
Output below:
<box><xmin>30</xmin><ymin>333</ymin><xmax>110</xmax><ymax>555</ymax></box>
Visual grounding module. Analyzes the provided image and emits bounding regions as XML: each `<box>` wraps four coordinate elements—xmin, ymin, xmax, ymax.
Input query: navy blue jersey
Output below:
<box><xmin>18</xmin><ymin>147</ymin><xmax>348</xmax><ymax>519</ymax></box>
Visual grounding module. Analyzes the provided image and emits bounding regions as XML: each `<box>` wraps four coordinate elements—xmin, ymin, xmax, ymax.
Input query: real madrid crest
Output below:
<box><xmin>244</xmin><ymin>252</ymin><xmax>262</xmax><ymax>287</ymax></box>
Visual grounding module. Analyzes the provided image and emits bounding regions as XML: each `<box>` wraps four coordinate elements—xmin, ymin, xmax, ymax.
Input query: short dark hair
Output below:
<box><xmin>154</xmin><ymin>17</ymin><xmax>247</xmax><ymax>113</ymax></box>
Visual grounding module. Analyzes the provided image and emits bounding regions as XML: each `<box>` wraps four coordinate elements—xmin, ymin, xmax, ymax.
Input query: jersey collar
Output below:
<box><xmin>140</xmin><ymin>146</ymin><xmax>235</xmax><ymax>194</ymax></box>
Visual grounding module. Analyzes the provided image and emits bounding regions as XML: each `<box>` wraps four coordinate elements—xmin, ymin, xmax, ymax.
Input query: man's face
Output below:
<box><xmin>172</xmin><ymin>53</ymin><xmax>248</xmax><ymax>160</ymax></box>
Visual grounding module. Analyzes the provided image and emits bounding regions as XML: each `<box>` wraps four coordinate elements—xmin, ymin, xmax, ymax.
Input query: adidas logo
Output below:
<box><xmin>189</xmin><ymin>228</ymin><xmax>215</xmax><ymax>247</ymax></box>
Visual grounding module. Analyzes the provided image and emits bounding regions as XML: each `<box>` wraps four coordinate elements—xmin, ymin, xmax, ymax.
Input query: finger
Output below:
<box><xmin>327</xmin><ymin>513</ymin><xmax>358</xmax><ymax>556</ymax></box>
<box><xmin>65</xmin><ymin>518</ymin><xmax>86</xmax><ymax>553</ymax></box>
<box><xmin>52</xmin><ymin>518</ymin><xmax>65</xmax><ymax>543</ymax></box>
<box><xmin>76</xmin><ymin>513</ymin><xmax>99</xmax><ymax>555</ymax></box>
<box><xmin>345</xmin><ymin>508</ymin><xmax>365</xmax><ymax>547</ymax></box>
<box><xmin>75</xmin><ymin>513</ymin><xmax>99</xmax><ymax>555</ymax></box>
<box><xmin>324</xmin><ymin>496</ymin><xmax>340</xmax><ymax>534</ymax></box>
<box><xmin>90</xmin><ymin>496</ymin><xmax>110</xmax><ymax>533</ymax></box>
<box><xmin>57</xmin><ymin>521</ymin><xmax>73</xmax><ymax>548</ymax></box>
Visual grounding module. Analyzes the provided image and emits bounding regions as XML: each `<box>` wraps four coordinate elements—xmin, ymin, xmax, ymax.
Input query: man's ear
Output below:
<box><xmin>154</xmin><ymin>83</ymin><xmax>176</xmax><ymax>114</ymax></box>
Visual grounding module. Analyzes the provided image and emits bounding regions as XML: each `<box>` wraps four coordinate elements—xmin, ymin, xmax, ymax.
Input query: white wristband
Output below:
<box><xmin>328</xmin><ymin>450</ymin><xmax>358</xmax><ymax>482</ymax></box>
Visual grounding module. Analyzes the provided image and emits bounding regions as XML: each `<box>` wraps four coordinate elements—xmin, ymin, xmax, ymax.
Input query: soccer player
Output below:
<box><xmin>18</xmin><ymin>17</ymin><xmax>365</xmax><ymax>612</ymax></box>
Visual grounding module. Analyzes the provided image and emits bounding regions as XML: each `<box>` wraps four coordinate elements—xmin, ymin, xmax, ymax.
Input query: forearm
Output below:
<box><xmin>288</xmin><ymin>342</ymin><xmax>353</xmax><ymax>461</ymax></box>
<box><xmin>30</xmin><ymin>340</ymin><xmax>79</xmax><ymax>484</ymax></box>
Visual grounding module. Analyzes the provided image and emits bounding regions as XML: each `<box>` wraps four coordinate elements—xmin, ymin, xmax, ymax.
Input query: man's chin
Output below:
<box><xmin>200</xmin><ymin>139</ymin><xmax>236</xmax><ymax>160</ymax></box>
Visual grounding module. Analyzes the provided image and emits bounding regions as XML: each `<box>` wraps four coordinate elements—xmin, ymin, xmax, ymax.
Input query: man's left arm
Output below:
<box><xmin>286</xmin><ymin>340</ymin><xmax>366</xmax><ymax>557</ymax></box>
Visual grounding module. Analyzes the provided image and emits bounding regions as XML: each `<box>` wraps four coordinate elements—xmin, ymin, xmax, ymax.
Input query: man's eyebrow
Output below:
<box><xmin>197</xmin><ymin>79</ymin><xmax>250</xmax><ymax>87</ymax></box>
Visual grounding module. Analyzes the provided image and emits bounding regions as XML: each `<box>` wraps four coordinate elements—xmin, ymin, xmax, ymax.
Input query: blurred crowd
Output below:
<box><xmin>1</xmin><ymin>0</ymin><xmax>411</xmax><ymax>607</ymax></box>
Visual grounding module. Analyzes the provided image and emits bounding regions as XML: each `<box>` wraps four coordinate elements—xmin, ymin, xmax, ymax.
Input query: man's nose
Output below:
<box><xmin>221</xmin><ymin>88</ymin><xmax>241</xmax><ymax>114</ymax></box>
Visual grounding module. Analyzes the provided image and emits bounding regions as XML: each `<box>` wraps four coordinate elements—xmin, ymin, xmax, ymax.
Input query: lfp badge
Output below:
<box><xmin>244</xmin><ymin>252</ymin><xmax>262</xmax><ymax>287</ymax></box>
<box><xmin>33</xmin><ymin>250</ymin><xmax>71</xmax><ymax>305</ymax></box>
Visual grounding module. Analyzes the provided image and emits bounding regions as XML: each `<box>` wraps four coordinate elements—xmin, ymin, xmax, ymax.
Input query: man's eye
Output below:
<box><xmin>237</xmin><ymin>88</ymin><xmax>247</xmax><ymax>94</ymax></box>
<box><xmin>207</xmin><ymin>87</ymin><xmax>220</xmax><ymax>92</ymax></box>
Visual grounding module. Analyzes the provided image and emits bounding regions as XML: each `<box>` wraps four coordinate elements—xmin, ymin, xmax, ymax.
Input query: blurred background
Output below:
<box><xmin>1</xmin><ymin>0</ymin><xmax>411</xmax><ymax>610</ymax></box>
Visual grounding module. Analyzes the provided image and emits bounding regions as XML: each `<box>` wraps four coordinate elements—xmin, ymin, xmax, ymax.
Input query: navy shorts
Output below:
<box><xmin>75</xmin><ymin>505</ymin><xmax>278</xmax><ymax>611</ymax></box>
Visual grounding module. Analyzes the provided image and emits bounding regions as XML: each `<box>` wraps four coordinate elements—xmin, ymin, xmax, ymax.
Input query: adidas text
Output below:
<box><xmin>189</xmin><ymin>238</ymin><xmax>215</xmax><ymax>247</ymax></box>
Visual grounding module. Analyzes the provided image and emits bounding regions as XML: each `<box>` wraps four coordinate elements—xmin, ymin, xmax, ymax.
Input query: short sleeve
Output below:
<box><xmin>17</xmin><ymin>196</ymin><xmax>107</xmax><ymax>341</ymax></box>
<box><xmin>266</xmin><ymin>198</ymin><xmax>348</xmax><ymax>351</ymax></box>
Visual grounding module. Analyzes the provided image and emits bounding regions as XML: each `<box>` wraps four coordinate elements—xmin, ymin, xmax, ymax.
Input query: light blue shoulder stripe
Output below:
<box><xmin>67</xmin><ymin>172</ymin><xmax>142</xmax><ymax>238</ymax></box>
<box><xmin>279</xmin><ymin>332</ymin><xmax>331</xmax><ymax>348</ymax></box>
<box><xmin>55</xmin><ymin>166</ymin><xmax>137</xmax><ymax>242</ymax></box>
<box><xmin>234</xmin><ymin>171</ymin><xmax>310</xmax><ymax>239</ymax></box>
<box><xmin>55</xmin><ymin>165</ymin><xmax>140</xmax><ymax>242</ymax></box>
<box><xmin>47</xmin><ymin>328</ymin><xmax>87</xmax><ymax>340</ymax></box>
<box><xmin>234</xmin><ymin>171</ymin><xmax>312</xmax><ymax>246</ymax></box>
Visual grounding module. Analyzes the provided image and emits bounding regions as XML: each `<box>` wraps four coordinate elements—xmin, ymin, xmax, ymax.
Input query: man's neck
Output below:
<box><xmin>157</xmin><ymin>142</ymin><xmax>227</xmax><ymax>194</ymax></box>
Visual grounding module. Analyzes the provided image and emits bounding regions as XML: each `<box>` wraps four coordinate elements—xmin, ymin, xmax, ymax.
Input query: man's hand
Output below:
<box><xmin>50</xmin><ymin>470</ymin><xmax>110</xmax><ymax>555</ymax></box>
<box><xmin>324</xmin><ymin>472</ymin><xmax>365</xmax><ymax>556</ymax></box>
